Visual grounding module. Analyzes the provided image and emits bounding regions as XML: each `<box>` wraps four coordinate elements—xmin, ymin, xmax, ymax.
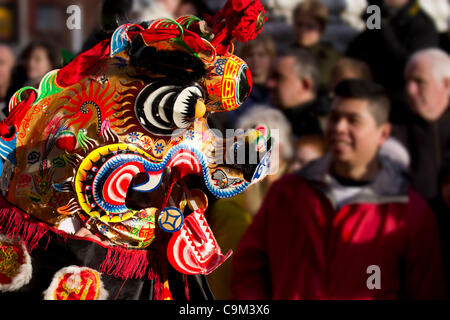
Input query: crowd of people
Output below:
<box><xmin>209</xmin><ymin>0</ymin><xmax>450</xmax><ymax>300</ymax></box>
<box><xmin>1</xmin><ymin>0</ymin><xmax>450</xmax><ymax>299</ymax></box>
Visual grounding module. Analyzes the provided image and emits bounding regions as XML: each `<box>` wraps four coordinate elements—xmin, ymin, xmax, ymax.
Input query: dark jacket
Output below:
<box><xmin>392</xmin><ymin>107</ymin><xmax>450</xmax><ymax>201</ymax></box>
<box><xmin>281</xmin><ymin>97</ymin><xmax>328</xmax><ymax>138</ymax></box>
<box><xmin>231</xmin><ymin>155</ymin><xmax>446</xmax><ymax>299</ymax></box>
<box><xmin>347</xmin><ymin>0</ymin><xmax>439</xmax><ymax>97</ymax></box>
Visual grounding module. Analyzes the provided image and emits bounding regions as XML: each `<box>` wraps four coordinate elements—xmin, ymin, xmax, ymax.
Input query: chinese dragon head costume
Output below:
<box><xmin>0</xmin><ymin>0</ymin><xmax>270</xmax><ymax>300</ymax></box>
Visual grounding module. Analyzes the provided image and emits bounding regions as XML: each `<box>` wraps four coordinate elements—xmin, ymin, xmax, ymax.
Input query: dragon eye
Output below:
<box><xmin>237</xmin><ymin>65</ymin><xmax>252</xmax><ymax>105</ymax></box>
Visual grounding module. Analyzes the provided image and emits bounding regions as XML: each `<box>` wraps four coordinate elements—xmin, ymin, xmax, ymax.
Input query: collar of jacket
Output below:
<box><xmin>282</xmin><ymin>99</ymin><xmax>318</xmax><ymax>118</ymax></box>
<box><xmin>297</xmin><ymin>153</ymin><xmax>411</xmax><ymax>209</ymax></box>
<box><xmin>390</xmin><ymin>0</ymin><xmax>420</xmax><ymax>25</ymax></box>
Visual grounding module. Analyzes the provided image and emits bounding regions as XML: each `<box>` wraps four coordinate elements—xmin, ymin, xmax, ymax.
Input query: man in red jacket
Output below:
<box><xmin>230</xmin><ymin>79</ymin><xmax>446</xmax><ymax>299</ymax></box>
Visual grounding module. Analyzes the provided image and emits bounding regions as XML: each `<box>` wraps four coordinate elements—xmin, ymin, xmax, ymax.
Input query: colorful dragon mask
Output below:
<box><xmin>0</xmin><ymin>0</ymin><xmax>270</xmax><ymax>300</ymax></box>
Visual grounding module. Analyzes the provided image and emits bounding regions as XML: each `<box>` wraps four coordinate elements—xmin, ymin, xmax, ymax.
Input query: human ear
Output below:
<box><xmin>379</xmin><ymin>123</ymin><xmax>392</xmax><ymax>145</ymax></box>
<box><xmin>302</xmin><ymin>77</ymin><xmax>313</xmax><ymax>92</ymax></box>
<box><xmin>443</xmin><ymin>77</ymin><xmax>450</xmax><ymax>92</ymax></box>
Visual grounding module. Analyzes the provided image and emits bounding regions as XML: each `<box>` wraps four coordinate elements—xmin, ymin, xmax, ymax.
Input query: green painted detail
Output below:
<box><xmin>10</xmin><ymin>69</ymin><xmax>64</xmax><ymax>111</ymax></box>
<box><xmin>181</xmin><ymin>16</ymin><xmax>201</xmax><ymax>29</ymax></box>
<box><xmin>159</xmin><ymin>18</ymin><xmax>184</xmax><ymax>37</ymax></box>
<box><xmin>36</xmin><ymin>70</ymin><xmax>64</xmax><ymax>103</ymax></box>
<box><xmin>15</xmin><ymin>87</ymin><xmax>38</xmax><ymax>103</ymax></box>
<box><xmin>77</xmin><ymin>129</ymin><xmax>91</xmax><ymax>152</ymax></box>
<box><xmin>9</xmin><ymin>86</ymin><xmax>38</xmax><ymax>111</ymax></box>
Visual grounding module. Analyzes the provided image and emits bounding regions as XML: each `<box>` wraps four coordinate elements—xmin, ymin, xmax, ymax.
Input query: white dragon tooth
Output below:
<box><xmin>158</xmin><ymin>91</ymin><xmax>176</xmax><ymax>123</ymax></box>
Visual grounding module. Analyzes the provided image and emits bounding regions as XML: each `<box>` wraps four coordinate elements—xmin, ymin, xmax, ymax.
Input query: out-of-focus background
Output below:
<box><xmin>0</xmin><ymin>0</ymin><xmax>101</xmax><ymax>54</ymax></box>
<box><xmin>1</xmin><ymin>0</ymin><xmax>448</xmax><ymax>54</ymax></box>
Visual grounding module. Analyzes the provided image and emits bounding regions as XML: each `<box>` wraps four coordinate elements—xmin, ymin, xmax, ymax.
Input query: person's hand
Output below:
<box><xmin>75</xmin><ymin>227</ymin><xmax>111</xmax><ymax>246</ymax></box>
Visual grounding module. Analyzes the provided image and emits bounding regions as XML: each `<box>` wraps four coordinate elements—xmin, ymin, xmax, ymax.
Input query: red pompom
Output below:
<box><xmin>231</xmin><ymin>0</ymin><xmax>266</xmax><ymax>42</ymax></box>
<box><xmin>209</xmin><ymin>0</ymin><xmax>267</xmax><ymax>55</ymax></box>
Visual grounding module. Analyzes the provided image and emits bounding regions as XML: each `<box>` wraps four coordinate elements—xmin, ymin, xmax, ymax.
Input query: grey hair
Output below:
<box><xmin>282</xmin><ymin>48</ymin><xmax>321</xmax><ymax>93</ymax></box>
<box><xmin>408</xmin><ymin>48</ymin><xmax>450</xmax><ymax>82</ymax></box>
<box><xmin>236</xmin><ymin>105</ymin><xmax>294</xmax><ymax>160</ymax></box>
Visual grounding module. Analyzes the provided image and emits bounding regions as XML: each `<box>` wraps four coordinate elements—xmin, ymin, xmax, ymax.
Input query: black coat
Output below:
<box><xmin>0</xmin><ymin>228</ymin><xmax>214</xmax><ymax>300</ymax></box>
<box><xmin>281</xmin><ymin>97</ymin><xmax>328</xmax><ymax>139</ymax></box>
<box><xmin>392</xmin><ymin>107</ymin><xmax>450</xmax><ymax>202</ymax></box>
<box><xmin>347</xmin><ymin>0</ymin><xmax>439</xmax><ymax>96</ymax></box>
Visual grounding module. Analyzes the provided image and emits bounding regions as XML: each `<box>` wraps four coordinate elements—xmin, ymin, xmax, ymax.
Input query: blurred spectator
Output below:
<box><xmin>289</xmin><ymin>134</ymin><xmax>326</xmax><ymax>172</ymax></box>
<box><xmin>5</xmin><ymin>41</ymin><xmax>60</xmax><ymax>114</ymax></box>
<box><xmin>158</xmin><ymin>0</ymin><xmax>181</xmax><ymax>16</ymax></box>
<box><xmin>174</xmin><ymin>0</ymin><xmax>212</xmax><ymax>17</ymax></box>
<box><xmin>260</xmin><ymin>0</ymin><xmax>368</xmax><ymax>53</ymax></box>
<box><xmin>266</xmin><ymin>48</ymin><xmax>328</xmax><ymax>138</ymax></box>
<box><xmin>226</xmin><ymin>34</ymin><xmax>277</xmax><ymax>126</ymax></box>
<box><xmin>347</xmin><ymin>0</ymin><xmax>439</xmax><ymax>113</ymax></box>
<box><xmin>329</xmin><ymin>57</ymin><xmax>372</xmax><ymax>93</ymax></box>
<box><xmin>231</xmin><ymin>79</ymin><xmax>445</xmax><ymax>299</ymax></box>
<box><xmin>0</xmin><ymin>44</ymin><xmax>15</xmax><ymax>119</ymax></box>
<box><xmin>207</xmin><ymin>105</ymin><xmax>293</xmax><ymax>299</ymax></box>
<box><xmin>291</xmin><ymin>0</ymin><xmax>341</xmax><ymax>90</ymax></box>
<box><xmin>20</xmin><ymin>41</ymin><xmax>60</xmax><ymax>88</ymax></box>
<box><xmin>392</xmin><ymin>48</ymin><xmax>450</xmax><ymax>202</ymax></box>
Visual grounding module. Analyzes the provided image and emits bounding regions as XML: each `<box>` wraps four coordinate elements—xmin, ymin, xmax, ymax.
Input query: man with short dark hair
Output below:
<box><xmin>266</xmin><ymin>49</ymin><xmax>328</xmax><ymax>138</ymax></box>
<box><xmin>231</xmin><ymin>79</ymin><xmax>445</xmax><ymax>299</ymax></box>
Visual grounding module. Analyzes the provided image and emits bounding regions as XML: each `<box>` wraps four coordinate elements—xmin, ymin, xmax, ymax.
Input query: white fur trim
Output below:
<box><xmin>0</xmin><ymin>234</ymin><xmax>33</xmax><ymax>292</ymax></box>
<box><xmin>43</xmin><ymin>266</ymin><xmax>109</xmax><ymax>300</ymax></box>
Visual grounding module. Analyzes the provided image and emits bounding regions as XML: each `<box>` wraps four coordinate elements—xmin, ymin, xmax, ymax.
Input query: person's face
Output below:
<box><xmin>266</xmin><ymin>56</ymin><xmax>304</xmax><ymax>108</ymax></box>
<box><xmin>26</xmin><ymin>47</ymin><xmax>52</xmax><ymax>81</ymax></box>
<box><xmin>175</xmin><ymin>2</ymin><xmax>197</xmax><ymax>16</ymax></box>
<box><xmin>293</xmin><ymin>15</ymin><xmax>322</xmax><ymax>48</ymax></box>
<box><xmin>158</xmin><ymin>0</ymin><xmax>180</xmax><ymax>16</ymax></box>
<box><xmin>384</xmin><ymin>0</ymin><xmax>409</xmax><ymax>9</ymax></box>
<box><xmin>405</xmin><ymin>58</ymin><xmax>450</xmax><ymax>121</ymax></box>
<box><xmin>326</xmin><ymin>97</ymin><xmax>391</xmax><ymax>167</ymax></box>
<box><xmin>243</xmin><ymin>44</ymin><xmax>272</xmax><ymax>82</ymax></box>
<box><xmin>0</xmin><ymin>46</ymin><xmax>15</xmax><ymax>86</ymax></box>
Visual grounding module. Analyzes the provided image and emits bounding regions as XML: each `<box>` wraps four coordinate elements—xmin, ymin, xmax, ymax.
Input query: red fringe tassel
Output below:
<box><xmin>99</xmin><ymin>246</ymin><xmax>151</xmax><ymax>279</ymax></box>
<box><xmin>0</xmin><ymin>202</ymin><xmax>162</xmax><ymax>288</ymax></box>
<box><xmin>0</xmin><ymin>207</ymin><xmax>49</xmax><ymax>252</ymax></box>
